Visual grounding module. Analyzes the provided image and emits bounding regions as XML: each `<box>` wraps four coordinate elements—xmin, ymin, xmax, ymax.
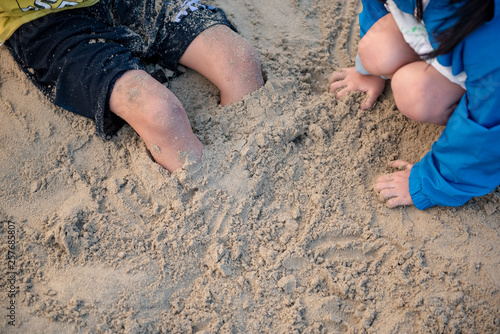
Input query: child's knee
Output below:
<box><xmin>111</xmin><ymin>70</ymin><xmax>158</xmax><ymax>113</ymax></box>
<box><xmin>391</xmin><ymin>67</ymin><xmax>435</xmax><ymax>122</ymax></box>
<box><xmin>205</xmin><ymin>26</ymin><xmax>262</xmax><ymax>86</ymax></box>
<box><xmin>219</xmin><ymin>33</ymin><xmax>263</xmax><ymax>86</ymax></box>
<box><xmin>140</xmin><ymin>90</ymin><xmax>188</xmax><ymax>134</ymax></box>
<box><xmin>111</xmin><ymin>70</ymin><xmax>187</xmax><ymax>130</ymax></box>
<box><xmin>179</xmin><ymin>25</ymin><xmax>263</xmax><ymax>104</ymax></box>
<box><xmin>392</xmin><ymin>62</ymin><xmax>461</xmax><ymax>125</ymax></box>
<box><xmin>208</xmin><ymin>33</ymin><xmax>263</xmax><ymax>104</ymax></box>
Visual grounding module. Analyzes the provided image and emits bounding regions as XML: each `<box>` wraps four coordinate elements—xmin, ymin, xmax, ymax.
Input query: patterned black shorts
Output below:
<box><xmin>6</xmin><ymin>0</ymin><xmax>236</xmax><ymax>137</ymax></box>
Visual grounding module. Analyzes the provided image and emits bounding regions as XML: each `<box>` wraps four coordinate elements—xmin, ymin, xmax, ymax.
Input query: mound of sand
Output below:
<box><xmin>1</xmin><ymin>0</ymin><xmax>499</xmax><ymax>332</ymax></box>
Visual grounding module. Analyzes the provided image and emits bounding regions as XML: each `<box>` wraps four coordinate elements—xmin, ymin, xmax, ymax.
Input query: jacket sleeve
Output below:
<box><xmin>409</xmin><ymin>30</ymin><xmax>500</xmax><ymax>209</ymax></box>
<box><xmin>359</xmin><ymin>0</ymin><xmax>389</xmax><ymax>37</ymax></box>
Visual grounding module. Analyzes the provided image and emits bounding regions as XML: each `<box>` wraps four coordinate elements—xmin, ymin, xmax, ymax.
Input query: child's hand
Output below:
<box><xmin>375</xmin><ymin>160</ymin><xmax>414</xmax><ymax>208</ymax></box>
<box><xmin>329</xmin><ymin>67</ymin><xmax>386</xmax><ymax>110</ymax></box>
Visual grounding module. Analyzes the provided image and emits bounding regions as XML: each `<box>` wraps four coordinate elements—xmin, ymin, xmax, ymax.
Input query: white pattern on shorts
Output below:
<box><xmin>170</xmin><ymin>0</ymin><xmax>215</xmax><ymax>23</ymax></box>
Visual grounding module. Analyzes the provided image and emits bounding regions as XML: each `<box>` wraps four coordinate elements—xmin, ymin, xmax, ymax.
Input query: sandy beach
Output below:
<box><xmin>1</xmin><ymin>0</ymin><xmax>499</xmax><ymax>332</ymax></box>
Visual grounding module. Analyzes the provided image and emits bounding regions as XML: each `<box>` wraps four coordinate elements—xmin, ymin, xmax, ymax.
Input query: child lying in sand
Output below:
<box><xmin>1</xmin><ymin>0</ymin><xmax>264</xmax><ymax>172</ymax></box>
<box><xmin>329</xmin><ymin>0</ymin><xmax>500</xmax><ymax>210</ymax></box>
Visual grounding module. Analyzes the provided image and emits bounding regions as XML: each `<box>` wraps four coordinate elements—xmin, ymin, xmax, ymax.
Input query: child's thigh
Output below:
<box><xmin>358</xmin><ymin>13</ymin><xmax>420</xmax><ymax>76</ymax></box>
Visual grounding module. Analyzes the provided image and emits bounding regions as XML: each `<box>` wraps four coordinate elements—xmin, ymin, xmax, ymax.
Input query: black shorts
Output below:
<box><xmin>6</xmin><ymin>0</ymin><xmax>236</xmax><ymax>138</ymax></box>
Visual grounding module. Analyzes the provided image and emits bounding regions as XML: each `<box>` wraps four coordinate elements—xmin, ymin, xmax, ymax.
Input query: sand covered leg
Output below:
<box><xmin>179</xmin><ymin>25</ymin><xmax>264</xmax><ymax>106</ymax></box>
<box><xmin>109</xmin><ymin>70</ymin><xmax>203</xmax><ymax>172</ymax></box>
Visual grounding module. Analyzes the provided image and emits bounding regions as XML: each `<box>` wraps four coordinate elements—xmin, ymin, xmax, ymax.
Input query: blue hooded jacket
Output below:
<box><xmin>359</xmin><ymin>0</ymin><xmax>500</xmax><ymax>209</ymax></box>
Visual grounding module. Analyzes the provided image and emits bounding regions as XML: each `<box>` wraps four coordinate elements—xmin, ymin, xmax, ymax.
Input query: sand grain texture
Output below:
<box><xmin>1</xmin><ymin>0</ymin><xmax>499</xmax><ymax>333</ymax></box>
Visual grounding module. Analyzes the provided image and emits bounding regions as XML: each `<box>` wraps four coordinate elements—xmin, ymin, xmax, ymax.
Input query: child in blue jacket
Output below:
<box><xmin>330</xmin><ymin>0</ymin><xmax>500</xmax><ymax>209</ymax></box>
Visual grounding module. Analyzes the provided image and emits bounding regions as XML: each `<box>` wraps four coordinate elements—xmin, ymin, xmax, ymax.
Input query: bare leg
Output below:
<box><xmin>109</xmin><ymin>26</ymin><xmax>263</xmax><ymax>172</ymax></box>
<box><xmin>330</xmin><ymin>14</ymin><xmax>466</xmax><ymax>208</ymax></box>
<box><xmin>358</xmin><ymin>14</ymin><xmax>420</xmax><ymax>77</ymax></box>
<box><xmin>391</xmin><ymin>61</ymin><xmax>466</xmax><ymax>125</ymax></box>
<box><xmin>179</xmin><ymin>25</ymin><xmax>264</xmax><ymax>106</ymax></box>
<box><xmin>110</xmin><ymin>70</ymin><xmax>203</xmax><ymax>172</ymax></box>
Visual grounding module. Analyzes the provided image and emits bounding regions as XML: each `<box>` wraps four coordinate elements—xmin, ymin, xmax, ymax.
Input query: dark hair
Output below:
<box><xmin>417</xmin><ymin>0</ymin><xmax>494</xmax><ymax>58</ymax></box>
<box><xmin>377</xmin><ymin>0</ymin><xmax>495</xmax><ymax>58</ymax></box>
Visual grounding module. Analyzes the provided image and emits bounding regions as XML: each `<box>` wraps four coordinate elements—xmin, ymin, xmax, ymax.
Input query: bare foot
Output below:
<box><xmin>329</xmin><ymin>67</ymin><xmax>386</xmax><ymax>110</ymax></box>
<box><xmin>375</xmin><ymin>160</ymin><xmax>414</xmax><ymax>208</ymax></box>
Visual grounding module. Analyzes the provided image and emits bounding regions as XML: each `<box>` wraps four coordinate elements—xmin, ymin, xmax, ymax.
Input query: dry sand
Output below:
<box><xmin>1</xmin><ymin>0</ymin><xmax>499</xmax><ymax>333</ymax></box>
